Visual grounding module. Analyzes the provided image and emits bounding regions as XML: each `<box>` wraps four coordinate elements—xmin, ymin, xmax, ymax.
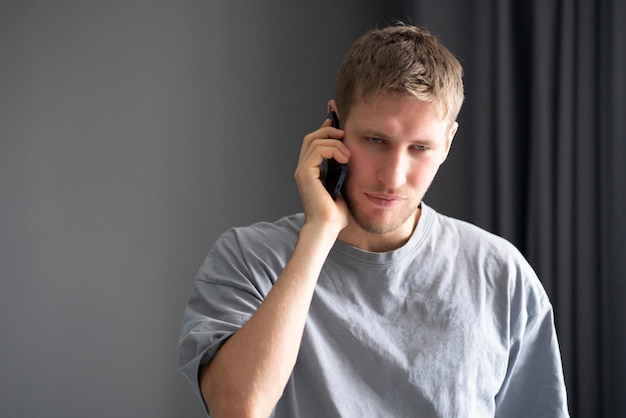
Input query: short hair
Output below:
<box><xmin>335</xmin><ymin>24</ymin><xmax>464</xmax><ymax>123</ymax></box>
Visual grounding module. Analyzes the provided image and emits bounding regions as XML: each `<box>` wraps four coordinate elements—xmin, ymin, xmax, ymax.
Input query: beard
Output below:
<box><xmin>342</xmin><ymin>181</ymin><xmax>421</xmax><ymax>235</ymax></box>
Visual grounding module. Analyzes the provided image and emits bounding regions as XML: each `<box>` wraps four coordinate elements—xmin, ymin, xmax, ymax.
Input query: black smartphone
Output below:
<box><xmin>321</xmin><ymin>111</ymin><xmax>348</xmax><ymax>200</ymax></box>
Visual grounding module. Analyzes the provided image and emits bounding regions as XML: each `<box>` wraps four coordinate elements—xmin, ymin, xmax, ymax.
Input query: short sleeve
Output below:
<box><xmin>177</xmin><ymin>228</ymin><xmax>270</xmax><ymax>402</ymax></box>
<box><xmin>494</xmin><ymin>299</ymin><xmax>570</xmax><ymax>417</ymax></box>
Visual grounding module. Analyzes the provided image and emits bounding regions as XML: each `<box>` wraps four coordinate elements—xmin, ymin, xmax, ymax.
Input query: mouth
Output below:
<box><xmin>365</xmin><ymin>192</ymin><xmax>407</xmax><ymax>207</ymax></box>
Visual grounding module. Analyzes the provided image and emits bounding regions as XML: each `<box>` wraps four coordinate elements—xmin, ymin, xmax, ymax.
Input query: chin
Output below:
<box><xmin>349</xmin><ymin>206</ymin><xmax>416</xmax><ymax>235</ymax></box>
<box><xmin>344</xmin><ymin>187</ymin><xmax>421</xmax><ymax>234</ymax></box>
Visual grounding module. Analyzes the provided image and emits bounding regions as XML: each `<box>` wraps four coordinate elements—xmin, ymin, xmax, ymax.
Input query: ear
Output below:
<box><xmin>441</xmin><ymin>121</ymin><xmax>458</xmax><ymax>163</ymax></box>
<box><xmin>327</xmin><ymin>99</ymin><xmax>339</xmax><ymax>118</ymax></box>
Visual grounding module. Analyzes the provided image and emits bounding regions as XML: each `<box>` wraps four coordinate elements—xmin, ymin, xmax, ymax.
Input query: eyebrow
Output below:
<box><xmin>361</xmin><ymin>128</ymin><xmax>389</xmax><ymax>139</ymax></box>
<box><xmin>360</xmin><ymin>128</ymin><xmax>436</xmax><ymax>145</ymax></box>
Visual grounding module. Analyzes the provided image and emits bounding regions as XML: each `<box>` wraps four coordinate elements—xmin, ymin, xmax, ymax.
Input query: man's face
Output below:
<box><xmin>338</xmin><ymin>92</ymin><xmax>457</xmax><ymax>251</ymax></box>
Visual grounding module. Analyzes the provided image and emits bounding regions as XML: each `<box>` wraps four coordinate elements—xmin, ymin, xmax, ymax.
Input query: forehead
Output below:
<box><xmin>352</xmin><ymin>88</ymin><xmax>449</xmax><ymax>121</ymax></box>
<box><xmin>345</xmin><ymin>92</ymin><xmax>449</xmax><ymax>138</ymax></box>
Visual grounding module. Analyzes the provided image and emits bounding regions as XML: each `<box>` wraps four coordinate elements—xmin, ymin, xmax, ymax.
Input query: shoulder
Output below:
<box><xmin>203</xmin><ymin>214</ymin><xmax>304</xmax><ymax>283</ymax></box>
<box><xmin>217</xmin><ymin>213</ymin><xmax>304</xmax><ymax>253</ymax></box>
<box><xmin>425</xmin><ymin>204</ymin><xmax>550</xmax><ymax>312</ymax></box>
<box><xmin>426</xmin><ymin>205</ymin><xmax>521</xmax><ymax>261</ymax></box>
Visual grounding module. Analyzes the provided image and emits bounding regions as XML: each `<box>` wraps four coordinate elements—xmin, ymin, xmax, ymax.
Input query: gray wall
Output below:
<box><xmin>0</xmin><ymin>1</ymin><xmax>410</xmax><ymax>417</ymax></box>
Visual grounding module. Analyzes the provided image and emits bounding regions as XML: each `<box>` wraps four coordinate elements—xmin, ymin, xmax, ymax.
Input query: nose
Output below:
<box><xmin>376</xmin><ymin>150</ymin><xmax>408</xmax><ymax>189</ymax></box>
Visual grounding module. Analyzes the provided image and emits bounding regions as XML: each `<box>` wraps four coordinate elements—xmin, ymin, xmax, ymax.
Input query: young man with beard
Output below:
<box><xmin>178</xmin><ymin>24</ymin><xmax>569</xmax><ymax>418</ymax></box>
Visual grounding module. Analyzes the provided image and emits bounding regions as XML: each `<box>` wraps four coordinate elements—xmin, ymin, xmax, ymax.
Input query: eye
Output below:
<box><xmin>411</xmin><ymin>144</ymin><xmax>429</xmax><ymax>151</ymax></box>
<box><xmin>368</xmin><ymin>137</ymin><xmax>384</xmax><ymax>144</ymax></box>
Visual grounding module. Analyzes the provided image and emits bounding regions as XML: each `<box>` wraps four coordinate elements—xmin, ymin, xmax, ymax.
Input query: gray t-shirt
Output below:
<box><xmin>178</xmin><ymin>203</ymin><xmax>569</xmax><ymax>417</ymax></box>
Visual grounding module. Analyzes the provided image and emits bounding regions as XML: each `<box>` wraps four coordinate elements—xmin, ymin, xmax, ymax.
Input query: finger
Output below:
<box><xmin>299</xmin><ymin>140</ymin><xmax>351</xmax><ymax>167</ymax></box>
<box><xmin>299</xmin><ymin>127</ymin><xmax>345</xmax><ymax>160</ymax></box>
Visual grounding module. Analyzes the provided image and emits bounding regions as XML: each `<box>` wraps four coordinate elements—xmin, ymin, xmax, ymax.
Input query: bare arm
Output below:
<box><xmin>200</xmin><ymin>118</ymin><xmax>350</xmax><ymax>418</ymax></box>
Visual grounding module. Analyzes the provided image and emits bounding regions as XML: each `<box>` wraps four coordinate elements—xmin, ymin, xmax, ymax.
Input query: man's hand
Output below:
<box><xmin>294</xmin><ymin>117</ymin><xmax>351</xmax><ymax>232</ymax></box>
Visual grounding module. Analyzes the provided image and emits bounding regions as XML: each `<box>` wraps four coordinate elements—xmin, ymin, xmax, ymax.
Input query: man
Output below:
<box><xmin>178</xmin><ymin>24</ymin><xmax>569</xmax><ymax>417</ymax></box>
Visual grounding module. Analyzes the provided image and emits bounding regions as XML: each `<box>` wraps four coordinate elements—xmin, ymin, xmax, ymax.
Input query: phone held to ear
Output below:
<box><xmin>321</xmin><ymin>111</ymin><xmax>348</xmax><ymax>200</ymax></box>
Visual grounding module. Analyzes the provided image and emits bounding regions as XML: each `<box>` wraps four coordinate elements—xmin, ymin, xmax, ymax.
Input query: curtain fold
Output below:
<box><xmin>525</xmin><ymin>2</ymin><xmax>602</xmax><ymax>416</ymax></box>
<box><xmin>598</xmin><ymin>1</ymin><xmax>626</xmax><ymax>416</ymax></box>
<box><xmin>403</xmin><ymin>1</ymin><xmax>626</xmax><ymax>417</ymax></box>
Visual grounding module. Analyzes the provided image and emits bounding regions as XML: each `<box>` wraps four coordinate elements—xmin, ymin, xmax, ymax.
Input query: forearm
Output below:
<box><xmin>200</xmin><ymin>222</ymin><xmax>339</xmax><ymax>418</ymax></box>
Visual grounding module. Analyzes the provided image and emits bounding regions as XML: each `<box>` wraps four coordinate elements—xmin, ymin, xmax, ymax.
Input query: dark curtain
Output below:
<box><xmin>400</xmin><ymin>1</ymin><xmax>626</xmax><ymax>417</ymax></box>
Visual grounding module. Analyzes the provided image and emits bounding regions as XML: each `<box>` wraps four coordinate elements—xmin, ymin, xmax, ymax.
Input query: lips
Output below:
<box><xmin>365</xmin><ymin>192</ymin><xmax>406</xmax><ymax>207</ymax></box>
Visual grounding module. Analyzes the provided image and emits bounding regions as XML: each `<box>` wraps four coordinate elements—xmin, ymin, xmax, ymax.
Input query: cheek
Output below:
<box><xmin>346</xmin><ymin>149</ymin><xmax>374</xmax><ymax>177</ymax></box>
<box><xmin>407</xmin><ymin>160</ymin><xmax>441</xmax><ymax>186</ymax></box>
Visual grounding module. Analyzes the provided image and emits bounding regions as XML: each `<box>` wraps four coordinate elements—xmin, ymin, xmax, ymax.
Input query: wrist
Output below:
<box><xmin>301</xmin><ymin>219</ymin><xmax>343</xmax><ymax>241</ymax></box>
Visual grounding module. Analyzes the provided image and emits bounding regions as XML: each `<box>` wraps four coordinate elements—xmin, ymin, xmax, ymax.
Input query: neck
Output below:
<box><xmin>338</xmin><ymin>205</ymin><xmax>422</xmax><ymax>252</ymax></box>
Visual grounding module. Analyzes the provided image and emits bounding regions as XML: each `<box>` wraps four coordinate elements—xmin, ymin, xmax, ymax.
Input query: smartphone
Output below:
<box><xmin>321</xmin><ymin>111</ymin><xmax>348</xmax><ymax>200</ymax></box>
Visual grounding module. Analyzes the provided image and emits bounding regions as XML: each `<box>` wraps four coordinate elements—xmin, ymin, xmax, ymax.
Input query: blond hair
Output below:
<box><xmin>335</xmin><ymin>24</ymin><xmax>464</xmax><ymax>123</ymax></box>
